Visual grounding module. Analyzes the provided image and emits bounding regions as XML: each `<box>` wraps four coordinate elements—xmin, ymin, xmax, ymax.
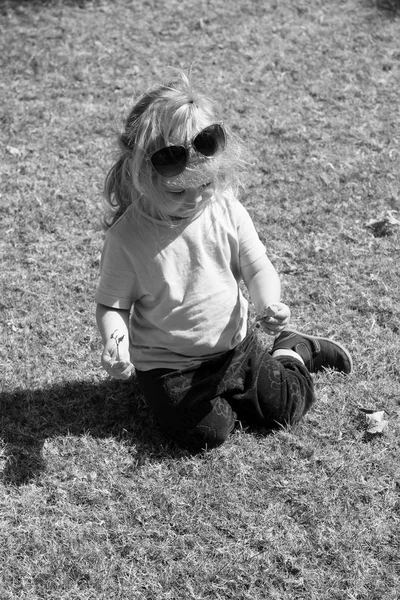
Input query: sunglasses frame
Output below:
<box><xmin>149</xmin><ymin>123</ymin><xmax>226</xmax><ymax>178</ymax></box>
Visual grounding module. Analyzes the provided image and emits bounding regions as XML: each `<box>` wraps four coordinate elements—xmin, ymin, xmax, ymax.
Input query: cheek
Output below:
<box><xmin>174</xmin><ymin>189</ymin><xmax>202</xmax><ymax>204</ymax></box>
<box><xmin>163</xmin><ymin>183</ymin><xmax>215</xmax><ymax>211</ymax></box>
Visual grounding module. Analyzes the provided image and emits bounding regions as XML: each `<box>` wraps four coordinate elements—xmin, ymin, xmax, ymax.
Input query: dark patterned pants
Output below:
<box><xmin>136</xmin><ymin>331</ymin><xmax>315</xmax><ymax>452</ymax></box>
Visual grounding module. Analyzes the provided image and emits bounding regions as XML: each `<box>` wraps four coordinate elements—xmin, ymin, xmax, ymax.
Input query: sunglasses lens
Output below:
<box><xmin>151</xmin><ymin>146</ymin><xmax>187</xmax><ymax>177</ymax></box>
<box><xmin>193</xmin><ymin>124</ymin><xmax>226</xmax><ymax>157</ymax></box>
<box><xmin>150</xmin><ymin>125</ymin><xmax>226</xmax><ymax>177</ymax></box>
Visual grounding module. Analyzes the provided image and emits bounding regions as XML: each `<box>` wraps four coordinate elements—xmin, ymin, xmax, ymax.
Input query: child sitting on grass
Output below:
<box><xmin>95</xmin><ymin>71</ymin><xmax>352</xmax><ymax>452</ymax></box>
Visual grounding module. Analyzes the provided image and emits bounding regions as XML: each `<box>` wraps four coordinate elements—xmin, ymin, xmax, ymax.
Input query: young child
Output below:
<box><xmin>95</xmin><ymin>71</ymin><xmax>352</xmax><ymax>452</ymax></box>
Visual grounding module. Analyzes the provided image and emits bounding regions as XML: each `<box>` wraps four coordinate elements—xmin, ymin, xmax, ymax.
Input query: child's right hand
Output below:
<box><xmin>101</xmin><ymin>340</ymin><xmax>134</xmax><ymax>380</ymax></box>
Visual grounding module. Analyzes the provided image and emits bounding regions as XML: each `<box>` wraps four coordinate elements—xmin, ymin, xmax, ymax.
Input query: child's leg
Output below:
<box><xmin>222</xmin><ymin>339</ymin><xmax>314</xmax><ymax>428</ymax></box>
<box><xmin>136</xmin><ymin>358</ymin><xmax>237</xmax><ymax>452</ymax></box>
<box><xmin>136</xmin><ymin>330</ymin><xmax>352</xmax><ymax>448</ymax></box>
<box><xmin>253</xmin><ymin>353</ymin><xmax>316</xmax><ymax>427</ymax></box>
<box><xmin>231</xmin><ymin>329</ymin><xmax>352</xmax><ymax>428</ymax></box>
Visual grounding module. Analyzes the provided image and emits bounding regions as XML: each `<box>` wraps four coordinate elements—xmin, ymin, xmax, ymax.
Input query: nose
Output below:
<box><xmin>187</xmin><ymin>152</ymin><xmax>207</xmax><ymax>169</ymax></box>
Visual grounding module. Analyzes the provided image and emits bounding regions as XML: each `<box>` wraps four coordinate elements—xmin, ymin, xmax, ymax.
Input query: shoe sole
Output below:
<box><xmin>281</xmin><ymin>329</ymin><xmax>353</xmax><ymax>374</ymax></box>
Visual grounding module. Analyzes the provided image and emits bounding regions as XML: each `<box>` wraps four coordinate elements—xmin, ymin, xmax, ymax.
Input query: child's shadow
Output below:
<box><xmin>0</xmin><ymin>375</ymin><xmax>177</xmax><ymax>486</ymax></box>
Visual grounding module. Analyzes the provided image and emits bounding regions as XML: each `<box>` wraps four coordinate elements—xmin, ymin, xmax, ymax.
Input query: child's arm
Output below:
<box><xmin>96</xmin><ymin>303</ymin><xmax>134</xmax><ymax>380</ymax></box>
<box><xmin>241</xmin><ymin>254</ymin><xmax>290</xmax><ymax>335</ymax></box>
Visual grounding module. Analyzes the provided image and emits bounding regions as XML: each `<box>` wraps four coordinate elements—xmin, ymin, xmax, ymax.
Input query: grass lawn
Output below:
<box><xmin>1</xmin><ymin>0</ymin><xmax>399</xmax><ymax>598</ymax></box>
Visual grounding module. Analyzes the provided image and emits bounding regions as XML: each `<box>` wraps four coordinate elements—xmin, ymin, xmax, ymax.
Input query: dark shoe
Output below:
<box><xmin>272</xmin><ymin>329</ymin><xmax>353</xmax><ymax>374</ymax></box>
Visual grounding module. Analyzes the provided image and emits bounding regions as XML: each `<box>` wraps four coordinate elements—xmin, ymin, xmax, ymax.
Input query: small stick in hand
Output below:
<box><xmin>110</xmin><ymin>329</ymin><xmax>125</xmax><ymax>361</ymax></box>
<box><xmin>256</xmin><ymin>303</ymin><xmax>280</xmax><ymax>323</ymax></box>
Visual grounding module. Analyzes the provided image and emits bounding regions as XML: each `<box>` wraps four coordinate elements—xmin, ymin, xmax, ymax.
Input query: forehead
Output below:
<box><xmin>161</xmin><ymin>106</ymin><xmax>215</xmax><ymax>144</ymax></box>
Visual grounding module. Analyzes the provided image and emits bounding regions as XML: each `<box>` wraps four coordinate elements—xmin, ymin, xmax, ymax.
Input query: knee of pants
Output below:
<box><xmin>256</xmin><ymin>358</ymin><xmax>315</xmax><ymax>427</ymax></box>
<box><xmin>163</xmin><ymin>398</ymin><xmax>236</xmax><ymax>452</ymax></box>
<box><xmin>171</xmin><ymin>421</ymin><xmax>232</xmax><ymax>452</ymax></box>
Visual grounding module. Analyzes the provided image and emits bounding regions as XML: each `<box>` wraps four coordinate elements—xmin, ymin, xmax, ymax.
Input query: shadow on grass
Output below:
<box><xmin>0</xmin><ymin>375</ymin><xmax>177</xmax><ymax>486</ymax></box>
<box><xmin>0</xmin><ymin>0</ymin><xmax>95</xmax><ymax>13</ymax></box>
<box><xmin>366</xmin><ymin>0</ymin><xmax>400</xmax><ymax>14</ymax></box>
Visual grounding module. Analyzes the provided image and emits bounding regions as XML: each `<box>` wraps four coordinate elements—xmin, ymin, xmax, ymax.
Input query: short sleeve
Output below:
<box><xmin>236</xmin><ymin>202</ymin><xmax>266</xmax><ymax>267</ymax></box>
<box><xmin>95</xmin><ymin>231</ymin><xmax>140</xmax><ymax>310</ymax></box>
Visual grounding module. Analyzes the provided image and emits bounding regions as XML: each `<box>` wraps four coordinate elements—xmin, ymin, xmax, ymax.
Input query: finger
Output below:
<box><xmin>258</xmin><ymin>315</ymin><xmax>283</xmax><ymax>327</ymax></box>
<box><xmin>274</xmin><ymin>307</ymin><xmax>289</xmax><ymax>319</ymax></box>
<box><xmin>111</xmin><ymin>360</ymin><xmax>134</xmax><ymax>374</ymax></box>
<box><xmin>110</xmin><ymin>359</ymin><xmax>129</xmax><ymax>369</ymax></box>
<box><xmin>265</xmin><ymin>315</ymin><xmax>278</xmax><ymax>322</ymax></box>
<box><xmin>259</xmin><ymin>320</ymin><xmax>286</xmax><ymax>334</ymax></box>
<box><xmin>114</xmin><ymin>368</ymin><xmax>134</xmax><ymax>381</ymax></box>
<box><xmin>256</xmin><ymin>303</ymin><xmax>286</xmax><ymax>323</ymax></box>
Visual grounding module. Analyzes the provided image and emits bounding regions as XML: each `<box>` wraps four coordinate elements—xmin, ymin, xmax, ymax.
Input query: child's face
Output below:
<box><xmin>156</xmin><ymin>116</ymin><xmax>222</xmax><ymax>218</ymax></box>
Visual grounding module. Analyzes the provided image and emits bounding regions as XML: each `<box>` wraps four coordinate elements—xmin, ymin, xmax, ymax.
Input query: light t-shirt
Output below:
<box><xmin>95</xmin><ymin>192</ymin><xmax>266</xmax><ymax>371</ymax></box>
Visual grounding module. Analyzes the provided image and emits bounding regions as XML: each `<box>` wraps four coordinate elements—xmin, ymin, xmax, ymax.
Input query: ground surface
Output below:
<box><xmin>0</xmin><ymin>1</ymin><xmax>399</xmax><ymax>599</ymax></box>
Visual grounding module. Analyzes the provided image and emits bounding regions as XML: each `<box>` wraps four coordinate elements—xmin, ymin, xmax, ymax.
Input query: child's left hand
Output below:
<box><xmin>256</xmin><ymin>302</ymin><xmax>291</xmax><ymax>336</ymax></box>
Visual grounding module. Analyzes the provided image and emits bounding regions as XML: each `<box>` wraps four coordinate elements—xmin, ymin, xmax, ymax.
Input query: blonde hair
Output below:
<box><xmin>103</xmin><ymin>70</ymin><xmax>246</xmax><ymax>228</ymax></box>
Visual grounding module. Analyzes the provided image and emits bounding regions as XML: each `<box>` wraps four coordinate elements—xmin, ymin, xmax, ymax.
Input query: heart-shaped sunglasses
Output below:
<box><xmin>149</xmin><ymin>123</ymin><xmax>226</xmax><ymax>178</ymax></box>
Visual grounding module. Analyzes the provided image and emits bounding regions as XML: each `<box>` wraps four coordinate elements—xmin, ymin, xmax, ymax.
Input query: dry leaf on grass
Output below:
<box><xmin>358</xmin><ymin>407</ymin><xmax>389</xmax><ymax>435</ymax></box>
<box><xmin>6</xmin><ymin>145</ymin><xmax>24</xmax><ymax>157</ymax></box>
